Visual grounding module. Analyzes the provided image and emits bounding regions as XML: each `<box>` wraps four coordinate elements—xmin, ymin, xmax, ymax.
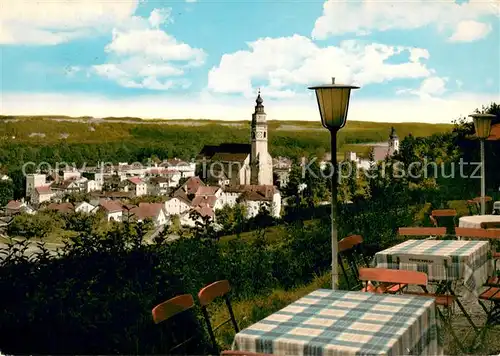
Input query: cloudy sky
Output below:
<box><xmin>1</xmin><ymin>0</ymin><xmax>499</xmax><ymax>122</ymax></box>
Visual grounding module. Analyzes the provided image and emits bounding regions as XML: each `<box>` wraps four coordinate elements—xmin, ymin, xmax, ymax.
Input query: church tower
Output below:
<box><xmin>389</xmin><ymin>127</ymin><xmax>399</xmax><ymax>153</ymax></box>
<box><xmin>250</xmin><ymin>91</ymin><xmax>273</xmax><ymax>185</ymax></box>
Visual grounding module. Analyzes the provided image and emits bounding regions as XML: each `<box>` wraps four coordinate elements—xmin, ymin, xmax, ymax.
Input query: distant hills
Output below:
<box><xmin>0</xmin><ymin>115</ymin><xmax>453</xmax><ymax>172</ymax></box>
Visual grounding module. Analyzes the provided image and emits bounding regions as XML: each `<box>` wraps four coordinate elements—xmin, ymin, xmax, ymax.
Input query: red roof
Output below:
<box><xmin>195</xmin><ymin>186</ymin><xmax>220</xmax><ymax>196</ymax></box>
<box><xmin>35</xmin><ymin>185</ymin><xmax>52</xmax><ymax>194</ymax></box>
<box><xmin>47</xmin><ymin>202</ymin><xmax>74</xmax><ymax>213</ymax></box>
<box><xmin>129</xmin><ymin>203</ymin><xmax>164</xmax><ymax>220</ymax></box>
<box><xmin>174</xmin><ymin>176</ymin><xmax>205</xmax><ymax>196</ymax></box>
<box><xmin>191</xmin><ymin>195</ymin><xmax>218</xmax><ymax>208</ymax></box>
<box><xmin>99</xmin><ymin>199</ymin><xmax>123</xmax><ymax>212</ymax></box>
<box><xmin>128</xmin><ymin>177</ymin><xmax>144</xmax><ymax>185</ymax></box>
<box><xmin>6</xmin><ymin>200</ymin><xmax>23</xmax><ymax>210</ymax></box>
<box><xmin>192</xmin><ymin>205</ymin><xmax>214</xmax><ymax>218</ymax></box>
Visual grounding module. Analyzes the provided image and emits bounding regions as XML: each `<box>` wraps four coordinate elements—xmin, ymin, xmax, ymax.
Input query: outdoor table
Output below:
<box><xmin>232</xmin><ymin>289</ymin><xmax>442</xmax><ymax>355</ymax></box>
<box><xmin>459</xmin><ymin>215</ymin><xmax>500</xmax><ymax>228</ymax></box>
<box><xmin>374</xmin><ymin>239</ymin><xmax>492</xmax><ymax>332</ymax></box>
<box><xmin>374</xmin><ymin>239</ymin><xmax>491</xmax><ymax>296</ymax></box>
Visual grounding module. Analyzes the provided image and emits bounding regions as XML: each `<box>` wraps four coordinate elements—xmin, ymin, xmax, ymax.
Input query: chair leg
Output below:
<box><xmin>225</xmin><ymin>296</ymin><xmax>239</xmax><ymax>333</ymax></box>
<box><xmin>201</xmin><ymin>306</ymin><xmax>219</xmax><ymax>355</ymax></box>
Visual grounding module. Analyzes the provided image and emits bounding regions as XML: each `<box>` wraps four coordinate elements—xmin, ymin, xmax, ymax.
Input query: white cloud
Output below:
<box><xmin>148</xmin><ymin>8</ymin><xmax>173</xmax><ymax>28</ymax></box>
<box><xmin>449</xmin><ymin>20</ymin><xmax>492</xmax><ymax>42</ymax></box>
<box><xmin>3</xmin><ymin>91</ymin><xmax>498</xmax><ymax>124</ymax></box>
<box><xmin>312</xmin><ymin>0</ymin><xmax>499</xmax><ymax>41</ymax></box>
<box><xmin>92</xmin><ymin>9</ymin><xmax>206</xmax><ymax>90</ymax></box>
<box><xmin>397</xmin><ymin>76</ymin><xmax>449</xmax><ymax>99</ymax></box>
<box><xmin>0</xmin><ymin>0</ymin><xmax>138</xmax><ymax>45</ymax></box>
<box><xmin>208</xmin><ymin>35</ymin><xmax>431</xmax><ymax>98</ymax></box>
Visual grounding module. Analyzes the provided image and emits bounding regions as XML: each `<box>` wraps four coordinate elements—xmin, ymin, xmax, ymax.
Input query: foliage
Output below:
<box><xmin>0</xmin><ymin>180</ymin><xmax>14</xmax><ymax>206</ymax></box>
<box><xmin>7</xmin><ymin>212</ymin><xmax>64</xmax><ymax>238</ymax></box>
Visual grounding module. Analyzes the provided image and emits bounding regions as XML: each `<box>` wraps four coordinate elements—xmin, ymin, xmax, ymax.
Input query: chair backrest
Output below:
<box><xmin>398</xmin><ymin>227</ymin><xmax>447</xmax><ymax>237</ymax></box>
<box><xmin>431</xmin><ymin>209</ymin><xmax>457</xmax><ymax>217</ymax></box>
<box><xmin>221</xmin><ymin>351</ymin><xmax>272</xmax><ymax>356</ymax></box>
<box><xmin>198</xmin><ymin>280</ymin><xmax>239</xmax><ymax>354</ymax></box>
<box><xmin>455</xmin><ymin>227</ymin><xmax>500</xmax><ymax>239</ymax></box>
<box><xmin>198</xmin><ymin>280</ymin><xmax>231</xmax><ymax>307</ymax></box>
<box><xmin>359</xmin><ymin>268</ymin><xmax>428</xmax><ymax>286</ymax></box>
<box><xmin>338</xmin><ymin>234</ymin><xmax>363</xmax><ymax>253</ymax></box>
<box><xmin>474</xmin><ymin>196</ymin><xmax>493</xmax><ymax>203</ymax></box>
<box><xmin>152</xmin><ymin>294</ymin><xmax>194</xmax><ymax>324</ymax></box>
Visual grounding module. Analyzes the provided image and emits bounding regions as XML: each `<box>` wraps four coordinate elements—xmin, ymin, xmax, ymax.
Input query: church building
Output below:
<box><xmin>198</xmin><ymin>92</ymin><xmax>274</xmax><ymax>186</ymax></box>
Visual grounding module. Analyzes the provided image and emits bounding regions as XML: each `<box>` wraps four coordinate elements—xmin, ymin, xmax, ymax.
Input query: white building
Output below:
<box><xmin>26</xmin><ymin>174</ymin><xmax>47</xmax><ymax>197</ymax></box>
<box><xmin>129</xmin><ymin>203</ymin><xmax>168</xmax><ymax>227</ymax></box>
<box><xmin>126</xmin><ymin>177</ymin><xmax>147</xmax><ymax>197</ymax></box>
<box><xmin>31</xmin><ymin>185</ymin><xmax>54</xmax><ymax>205</ymax></box>
<box><xmin>164</xmin><ymin>196</ymin><xmax>191</xmax><ymax>216</ymax></box>
<box><xmin>224</xmin><ymin>185</ymin><xmax>281</xmax><ymax>219</ymax></box>
<box><xmin>98</xmin><ymin>200</ymin><xmax>123</xmax><ymax>222</ymax></box>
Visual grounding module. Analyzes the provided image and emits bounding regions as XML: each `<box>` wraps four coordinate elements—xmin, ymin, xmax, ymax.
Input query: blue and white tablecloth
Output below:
<box><xmin>232</xmin><ymin>289</ymin><xmax>442</xmax><ymax>355</ymax></box>
<box><xmin>375</xmin><ymin>239</ymin><xmax>491</xmax><ymax>295</ymax></box>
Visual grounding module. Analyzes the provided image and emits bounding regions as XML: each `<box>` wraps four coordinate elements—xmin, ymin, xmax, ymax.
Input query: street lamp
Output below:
<box><xmin>469</xmin><ymin>113</ymin><xmax>495</xmax><ymax>215</ymax></box>
<box><xmin>309</xmin><ymin>77</ymin><xmax>360</xmax><ymax>290</ymax></box>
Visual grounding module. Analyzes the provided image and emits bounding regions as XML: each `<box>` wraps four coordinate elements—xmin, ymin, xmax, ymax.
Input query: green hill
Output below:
<box><xmin>0</xmin><ymin>115</ymin><xmax>453</xmax><ymax>172</ymax></box>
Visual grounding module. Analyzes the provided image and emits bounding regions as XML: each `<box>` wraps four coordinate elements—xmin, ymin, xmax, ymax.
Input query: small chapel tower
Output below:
<box><xmin>250</xmin><ymin>91</ymin><xmax>273</xmax><ymax>185</ymax></box>
<box><xmin>389</xmin><ymin>126</ymin><xmax>399</xmax><ymax>153</ymax></box>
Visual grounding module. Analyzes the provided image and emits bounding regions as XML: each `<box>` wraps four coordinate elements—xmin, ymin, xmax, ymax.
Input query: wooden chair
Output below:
<box><xmin>152</xmin><ymin>294</ymin><xmax>207</xmax><ymax>354</ymax></box>
<box><xmin>431</xmin><ymin>209</ymin><xmax>458</xmax><ymax>228</ymax></box>
<box><xmin>221</xmin><ymin>351</ymin><xmax>272</xmax><ymax>356</ymax></box>
<box><xmin>198</xmin><ymin>280</ymin><xmax>239</xmax><ymax>354</ymax></box>
<box><xmin>455</xmin><ymin>228</ymin><xmax>500</xmax><ymax>286</ymax></box>
<box><xmin>398</xmin><ymin>227</ymin><xmax>447</xmax><ymax>239</ymax></box>
<box><xmin>473</xmin><ymin>196</ymin><xmax>493</xmax><ymax>214</ymax></box>
<box><xmin>337</xmin><ymin>235</ymin><xmax>370</xmax><ymax>290</ymax></box>
<box><xmin>358</xmin><ymin>268</ymin><xmax>463</xmax><ymax>351</ymax></box>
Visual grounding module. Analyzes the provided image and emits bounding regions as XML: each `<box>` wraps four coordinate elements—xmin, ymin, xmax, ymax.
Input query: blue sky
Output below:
<box><xmin>1</xmin><ymin>0</ymin><xmax>499</xmax><ymax>122</ymax></box>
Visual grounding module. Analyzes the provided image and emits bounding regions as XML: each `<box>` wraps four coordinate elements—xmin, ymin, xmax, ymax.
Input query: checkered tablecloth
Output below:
<box><xmin>374</xmin><ymin>239</ymin><xmax>491</xmax><ymax>295</ymax></box>
<box><xmin>459</xmin><ymin>215</ymin><xmax>500</xmax><ymax>228</ymax></box>
<box><xmin>232</xmin><ymin>289</ymin><xmax>442</xmax><ymax>356</ymax></box>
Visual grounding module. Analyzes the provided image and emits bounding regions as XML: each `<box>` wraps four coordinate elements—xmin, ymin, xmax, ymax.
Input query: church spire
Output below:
<box><xmin>255</xmin><ymin>89</ymin><xmax>264</xmax><ymax>113</ymax></box>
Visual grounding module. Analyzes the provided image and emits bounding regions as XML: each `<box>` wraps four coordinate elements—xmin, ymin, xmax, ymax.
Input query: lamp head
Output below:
<box><xmin>469</xmin><ymin>113</ymin><xmax>495</xmax><ymax>139</ymax></box>
<box><xmin>308</xmin><ymin>77</ymin><xmax>360</xmax><ymax>131</ymax></box>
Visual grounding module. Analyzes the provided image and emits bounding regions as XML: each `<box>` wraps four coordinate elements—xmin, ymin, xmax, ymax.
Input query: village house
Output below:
<box><xmin>172</xmin><ymin>176</ymin><xmax>205</xmax><ymax>202</ymax></box>
<box><xmin>74</xmin><ymin>201</ymin><xmax>98</xmax><ymax>214</ymax></box>
<box><xmin>25</xmin><ymin>173</ymin><xmax>47</xmax><ymax>198</ymax></box>
<box><xmin>163</xmin><ymin>158</ymin><xmax>196</xmax><ymax>178</ymax></box>
<box><xmin>31</xmin><ymin>185</ymin><xmax>55</xmax><ymax>205</ymax></box>
<box><xmin>164</xmin><ymin>196</ymin><xmax>191</xmax><ymax>216</ymax></box>
<box><xmin>4</xmin><ymin>200</ymin><xmax>35</xmax><ymax>216</ymax></box>
<box><xmin>98</xmin><ymin>199</ymin><xmax>123</xmax><ymax>222</ymax></box>
<box><xmin>226</xmin><ymin>185</ymin><xmax>281</xmax><ymax>219</ymax></box>
<box><xmin>50</xmin><ymin>178</ymin><xmax>81</xmax><ymax>198</ymax></box>
<box><xmin>148</xmin><ymin>176</ymin><xmax>171</xmax><ymax>196</ymax></box>
<box><xmin>123</xmin><ymin>177</ymin><xmax>147</xmax><ymax>197</ymax></box>
<box><xmin>128</xmin><ymin>203</ymin><xmax>168</xmax><ymax>227</ymax></box>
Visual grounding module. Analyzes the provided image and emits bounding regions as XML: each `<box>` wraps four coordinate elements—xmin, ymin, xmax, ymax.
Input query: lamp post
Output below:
<box><xmin>308</xmin><ymin>78</ymin><xmax>359</xmax><ymax>290</ymax></box>
<box><xmin>469</xmin><ymin>113</ymin><xmax>495</xmax><ymax>215</ymax></box>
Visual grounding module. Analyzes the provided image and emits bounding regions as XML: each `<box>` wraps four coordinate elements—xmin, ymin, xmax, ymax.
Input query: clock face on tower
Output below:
<box><xmin>255</xmin><ymin>131</ymin><xmax>264</xmax><ymax>139</ymax></box>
